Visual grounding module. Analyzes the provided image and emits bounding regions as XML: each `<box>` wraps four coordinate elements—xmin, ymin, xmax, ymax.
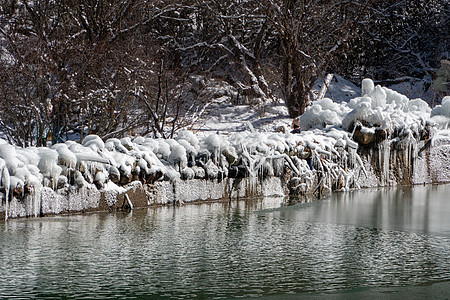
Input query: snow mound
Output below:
<box><xmin>431</xmin><ymin>96</ymin><xmax>450</xmax><ymax>129</ymax></box>
<box><xmin>300</xmin><ymin>78</ymin><xmax>435</xmax><ymax>133</ymax></box>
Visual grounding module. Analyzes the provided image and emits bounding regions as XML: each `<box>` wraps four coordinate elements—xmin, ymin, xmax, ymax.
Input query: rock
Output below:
<box><xmin>146</xmin><ymin>169</ymin><xmax>164</xmax><ymax>183</ymax></box>
<box><xmin>223</xmin><ymin>147</ymin><xmax>238</xmax><ymax>165</ymax></box>
<box><xmin>205</xmin><ymin>161</ymin><xmax>219</xmax><ymax>180</ymax></box>
<box><xmin>196</xmin><ymin>149</ymin><xmax>210</xmax><ymax>164</ymax></box>
<box><xmin>119</xmin><ymin>173</ymin><xmax>132</xmax><ymax>185</ymax></box>
<box><xmin>12</xmin><ymin>186</ymin><xmax>23</xmax><ymax>198</ymax></box>
<box><xmin>375</xmin><ymin>128</ymin><xmax>388</xmax><ymax>142</ymax></box>
<box><xmin>217</xmin><ymin>169</ymin><xmax>226</xmax><ymax>183</ymax></box>
<box><xmin>192</xmin><ymin>166</ymin><xmax>205</xmax><ymax>179</ymax></box>
<box><xmin>84</xmin><ymin>170</ymin><xmax>94</xmax><ymax>184</ymax></box>
<box><xmin>24</xmin><ymin>185</ymin><xmax>33</xmax><ymax>194</ymax></box>
<box><xmin>353</xmin><ymin>124</ymin><xmax>375</xmax><ymax>145</ymax></box>
<box><xmin>77</xmin><ymin>161</ymin><xmax>86</xmax><ymax>173</ymax></box>
<box><xmin>181</xmin><ymin>167</ymin><xmax>195</xmax><ymax>180</ymax></box>
<box><xmin>109</xmin><ymin>166</ymin><xmax>120</xmax><ymax>183</ymax></box>
<box><xmin>287</xmin><ymin>177</ymin><xmax>307</xmax><ymax>195</ymax></box>
<box><xmin>228</xmin><ymin>165</ymin><xmax>248</xmax><ymax>178</ymax></box>
<box><xmin>57</xmin><ymin>175</ymin><xmax>68</xmax><ymax>190</ymax></box>
<box><xmin>275</xmin><ymin>125</ymin><xmax>287</xmax><ymax>134</ymax></box>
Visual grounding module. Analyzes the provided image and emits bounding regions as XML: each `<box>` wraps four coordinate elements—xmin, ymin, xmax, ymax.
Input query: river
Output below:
<box><xmin>1</xmin><ymin>184</ymin><xmax>450</xmax><ymax>299</ymax></box>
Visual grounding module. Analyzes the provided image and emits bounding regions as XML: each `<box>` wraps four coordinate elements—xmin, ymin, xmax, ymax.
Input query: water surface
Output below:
<box><xmin>1</xmin><ymin>184</ymin><xmax>449</xmax><ymax>299</ymax></box>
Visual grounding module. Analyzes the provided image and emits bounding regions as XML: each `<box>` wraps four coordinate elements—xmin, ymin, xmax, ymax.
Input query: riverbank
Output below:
<box><xmin>1</xmin><ymin>79</ymin><xmax>449</xmax><ymax>220</ymax></box>
<box><xmin>1</xmin><ymin>128</ymin><xmax>449</xmax><ymax>220</ymax></box>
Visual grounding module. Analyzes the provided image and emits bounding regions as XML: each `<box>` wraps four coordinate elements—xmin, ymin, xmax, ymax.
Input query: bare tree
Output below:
<box><xmin>162</xmin><ymin>0</ymin><xmax>273</xmax><ymax>106</ymax></box>
<box><xmin>169</xmin><ymin>0</ymin><xmax>369</xmax><ymax>117</ymax></box>
<box><xmin>0</xmin><ymin>0</ymin><xmax>184</xmax><ymax>145</ymax></box>
<box><xmin>261</xmin><ymin>0</ymin><xmax>368</xmax><ymax>117</ymax></box>
<box><xmin>0</xmin><ymin>0</ymin><xmax>64</xmax><ymax>146</ymax></box>
<box><xmin>334</xmin><ymin>0</ymin><xmax>449</xmax><ymax>89</ymax></box>
<box><xmin>2</xmin><ymin>0</ymin><xmax>445</xmax><ymax>146</ymax></box>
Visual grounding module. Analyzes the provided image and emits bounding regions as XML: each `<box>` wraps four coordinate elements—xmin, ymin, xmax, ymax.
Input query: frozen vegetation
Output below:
<box><xmin>1</xmin><ymin>79</ymin><xmax>449</xmax><ymax>219</ymax></box>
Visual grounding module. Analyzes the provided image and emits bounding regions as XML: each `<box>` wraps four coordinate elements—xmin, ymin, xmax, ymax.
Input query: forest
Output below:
<box><xmin>0</xmin><ymin>0</ymin><xmax>448</xmax><ymax>147</ymax></box>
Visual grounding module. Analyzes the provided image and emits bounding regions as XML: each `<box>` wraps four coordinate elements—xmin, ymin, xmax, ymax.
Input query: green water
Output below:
<box><xmin>1</xmin><ymin>184</ymin><xmax>450</xmax><ymax>299</ymax></box>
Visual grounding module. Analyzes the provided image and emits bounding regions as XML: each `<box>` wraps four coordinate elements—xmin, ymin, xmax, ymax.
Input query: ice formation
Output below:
<box><xmin>431</xmin><ymin>96</ymin><xmax>450</xmax><ymax>129</ymax></box>
<box><xmin>0</xmin><ymin>79</ymin><xmax>449</xmax><ymax>219</ymax></box>
<box><xmin>300</xmin><ymin>81</ymin><xmax>432</xmax><ymax>132</ymax></box>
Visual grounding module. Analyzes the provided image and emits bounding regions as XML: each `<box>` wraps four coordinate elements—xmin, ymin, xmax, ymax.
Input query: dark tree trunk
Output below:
<box><xmin>283</xmin><ymin>52</ymin><xmax>311</xmax><ymax>118</ymax></box>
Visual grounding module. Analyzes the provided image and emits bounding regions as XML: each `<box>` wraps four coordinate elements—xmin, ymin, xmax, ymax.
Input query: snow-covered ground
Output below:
<box><xmin>192</xmin><ymin>75</ymin><xmax>448</xmax><ymax>135</ymax></box>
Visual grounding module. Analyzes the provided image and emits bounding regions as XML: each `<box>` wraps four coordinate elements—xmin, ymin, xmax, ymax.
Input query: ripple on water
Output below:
<box><xmin>1</xmin><ymin>185</ymin><xmax>450</xmax><ymax>298</ymax></box>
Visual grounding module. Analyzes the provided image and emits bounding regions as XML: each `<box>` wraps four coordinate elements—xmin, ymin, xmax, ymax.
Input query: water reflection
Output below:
<box><xmin>288</xmin><ymin>184</ymin><xmax>450</xmax><ymax>235</ymax></box>
<box><xmin>0</xmin><ymin>184</ymin><xmax>449</xmax><ymax>299</ymax></box>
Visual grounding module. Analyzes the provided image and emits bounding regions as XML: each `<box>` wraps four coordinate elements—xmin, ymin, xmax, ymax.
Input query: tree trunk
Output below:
<box><xmin>283</xmin><ymin>54</ymin><xmax>310</xmax><ymax>118</ymax></box>
<box><xmin>286</xmin><ymin>83</ymin><xmax>310</xmax><ymax>118</ymax></box>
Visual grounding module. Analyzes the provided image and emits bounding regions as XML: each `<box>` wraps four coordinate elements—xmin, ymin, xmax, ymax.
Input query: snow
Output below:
<box><xmin>51</xmin><ymin>143</ymin><xmax>77</xmax><ymax>169</ymax></box>
<box><xmin>37</xmin><ymin>148</ymin><xmax>62</xmax><ymax>187</ymax></box>
<box><xmin>314</xmin><ymin>74</ymin><xmax>361</xmax><ymax>103</ymax></box>
<box><xmin>299</xmin><ymin>98</ymin><xmax>349</xmax><ymax>130</ymax></box>
<box><xmin>361</xmin><ymin>78</ymin><xmax>375</xmax><ymax>96</ymax></box>
<box><xmin>82</xmin><ymin>135</ymin><xmax>105</xmax><ymax>152</ymax></box>
<box><xmin>298</xmin><ymin>79</ymin><xmax>435</xmax><ymax>134</ymax></box>
<box><xmin>166</xmin><ymin>139</ymin><xmax>188</xmax><ymax>169</ymax></box>
<box><xmin>431</xmin><ymin>96</ymin><xmax>450</xmax><ymax>129</ymax></box>
<box><xmin>389</xmin><ymin>77</ymin><xmax>435</xmax><ymax>101</ymax></box>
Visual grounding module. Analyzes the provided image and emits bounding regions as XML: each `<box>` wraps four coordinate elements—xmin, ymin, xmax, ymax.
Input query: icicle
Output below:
<box><xmin>123</xmin><ymin>194</ymin><xmax>133</xmax><ymax>210</ymax></box>
<box><xmin>312</xmin><ymin>149</ymin><xmax>324</xmax><ymax>173</ymax></box>
<box><xmin>272</xmin><ymin>156</ymin><xmax>284</xmax><ymax>176</ymax></box>
<box><xmin>245</xmin><ymin>121</ymin><xmax>256</xmax><ymax>134</ymax></box>
<box><xmin>254</xmin><ymin>156</ymin><xmax>266</xmax><ymax>178</ymax></box>
<box><xmin>355</xmin><ymin>152</ymin><xmax>367</xmax><ymax>178</ymax></box>
<box><xmin>240</xmin><ymin>142</ymin><xmax>256</xmax><ymax>176</ymax></box>
<box><xmin>378</xmin><ymin>139</ymin><xmax>390</xmax><ymax>184</ymax></box>
<box><xmin>283</xmin><ymin>154</ymin><xmax>300</xmax><ymax>176</ymax></box>
<box><xmin>2</xmin><ymin>165</ymin><xmax>10</xmax><ymax>221</ymax></box>
<box><xmin>35</xmin><ymin>185</ymin><xmax>42</xmax><ymax>217</ymax></box>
